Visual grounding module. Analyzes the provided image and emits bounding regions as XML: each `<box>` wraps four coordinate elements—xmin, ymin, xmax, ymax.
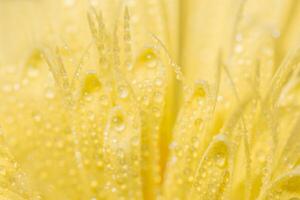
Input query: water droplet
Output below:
<box><xmin>194</xmin><ymin>118</ymin><xmax>203</xmax><ymax>129</ymax></box>
<box><xmin>216</xmin><ymin>154</ymin><xmax>226</xmax><ymax>167</ymax></box>
<box><xmin>194</xmin><ymin>82</ymin><xmax>206</xmax><ymax>98</ymax></box>
<box><xmin>118</xmin><ymin>86</ymin><xmax>128</xmax><ymax>99</ymax></box>
<box><xmin>142</xmin><ymin>96</ymin><xmax>150</xmax><ymax>106</ymax></box>
<box><xmin>152</xmin><ymin>106</ymin><xmax>161</xmax><ymax>118</ymax></box>
<box><xmin>154</xmin><ymin>92</ymin><xmax>163</xmax><ymax>103</ymax></box>
<box><xmin>155</xmin><ymin>78</ymin><xmax>162</xmax><ymax>86</ymax></box>
<box><xmin>138</xmin><ymin>48</ymin><xmax>158</xmax><ymax>68</ymax></box>
<box><xmin>112</xmin><ymin>114</ymin><xmax>126</xmax><ymax>132</ymax></box>
<box><xmin>81</xmin><ymin>72</ymin><xmax>101</xmax><ymax>95</ymax></box>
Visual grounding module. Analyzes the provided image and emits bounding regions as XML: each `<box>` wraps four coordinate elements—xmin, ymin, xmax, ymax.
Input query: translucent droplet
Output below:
<box><xmin>194</xmin><ymin>118</ymin><xmax>203</xmax><ymax>129</ymax></box>
<box><xmin>81</xmin><ymin>72</ymin><xmax>101</xmax><ymax>95</ymax></box>
<box><xmin>138</xmin><ymin>48</ymin><xmax>158</xmax><ymax>68</ymax></box>
<box><xmin>118</xmin><ymin>86</ymin><xmax>128</xmax><ymax>99</ymax></box>
<box><xmin>142</xmin><ymin>96</ymin><xmax>150</xmax><ymax>106</ymax></box>
<box><xmin>152</xmin><ymin>106</ymin><xmax>161</xmax><ymax>118</ymax></box>
<box><xmin>112</xmin><ymin>115</ymin><xmax>126</xmax><ymax>132</ymax></box>
<box><xmin>100</xmin><ymin>95</ymin><xmax>109</xmax><ymax>106</ymax></box>
<box><xmin>155</xmin><ymin>78</ymin><xmax>163</xmax><ymax>86</ymax></box>
<box><xmin>194</xmin><ymin>82</ymin><xmax>206</xmax><ymax>98</ymax></box>
<box><xmin>154</xmin><ymin>92</ymin><xmax>163</xmax><ymax>103</ymax></box>
<box><xmin>216</xmin><ymin>154</ymin><xmax>226</xmax><ymax>167</ymax></box>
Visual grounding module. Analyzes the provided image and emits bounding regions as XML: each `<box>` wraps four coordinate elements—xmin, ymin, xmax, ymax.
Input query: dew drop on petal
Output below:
<box><xmin>215</xmin><ymin>154</ymin><xmax>226</xmax><ymax>167</ymax></box>
<box><xmin>118</xmin><ymin>86</ymin><xmax>128</xmax><ymax>99</ymax></box>
<box><xmin>155</xmin><ymin>78</ymin><xmax>163</xmax><ymax>86</ymax></box>
<box><xmin>154</xmin><ymin>91</ymin><xmax>163</xmax><ymax>103</ymax></box>
<box><xmin>112</xmin><ymin>114</ymin><xmax>126</xmax><ymax>132</ymax></box>
<box><xmin>138</xmin><ymin>48</ymin><xmax>158</xmax><ymax>69</ymax></box>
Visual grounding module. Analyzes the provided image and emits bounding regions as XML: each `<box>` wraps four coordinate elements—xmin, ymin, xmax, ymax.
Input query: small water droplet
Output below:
<box><xmin>81</xmin><ymin>72</ymin><xmax>101</xmax><ymax>95</ymax></box>
<box><xmin>194</xmin><ymin>118</ymin><xmax>203</xmax><ymax>129</ymax></box>
<box><xmin>142</xmin><ymin>96</ymin><xmax>150</xmax><ymax>106</ymax></box>
<box><xmin>112</xmin><ymin>115</ymin><xmax>126</xmax><ymax>132</ymax></box>
<box><xmin>100</xmin><ymin>95</ymin><xmax>109</xmax><ymax>106</ymax></box>
<box><xmin>216</xmin><ymin>154</ymin><xmax>225</xmax><ymax>167</ymax></box>
<box><xmin>155</xmin><ymin>78</ymin><xmax>162</xmax><ymax>86</ymax></box>
<box><xmin>118</xmin><ymin>86</ymin><xmax>128</xmax><ymax>99</ymax></box>
<box><xmin>152</xmin><ymin>106</ymin><xmax>161</xmax><ymax>118</ymax></box>
<box><xmin>154</xmin><ymin>92</ymin><xmax>163</xmax><ymax>103</ymax></box>
<box><xmin>194</xmin><ymin>82</ymin><xmax>206</xmax><ymax>98</ymax></box>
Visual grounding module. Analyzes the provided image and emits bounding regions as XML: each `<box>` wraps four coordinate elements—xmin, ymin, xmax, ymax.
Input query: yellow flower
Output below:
<box><xmin>0</xmin><ymin>0</ymin><xmax>300</xmax><ymax>199</ymax></box>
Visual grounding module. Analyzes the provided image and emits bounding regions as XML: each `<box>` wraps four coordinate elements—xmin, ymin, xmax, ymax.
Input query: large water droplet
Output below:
<box><xmin>138</xmin><ymin>48</ymin><xmax>158</xmax><ymax>68</ymax></box>
<box><xmin>81</xmin><ymin>72</ymin><xmax>101</xmax><ymax>95</ymax></box>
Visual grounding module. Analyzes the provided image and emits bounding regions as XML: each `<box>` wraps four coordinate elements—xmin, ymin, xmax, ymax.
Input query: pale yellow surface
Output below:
<box><xmin>0</xmin><ymin>0</ymin><xmax>299</xmax><ymax>199</ymax></box>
